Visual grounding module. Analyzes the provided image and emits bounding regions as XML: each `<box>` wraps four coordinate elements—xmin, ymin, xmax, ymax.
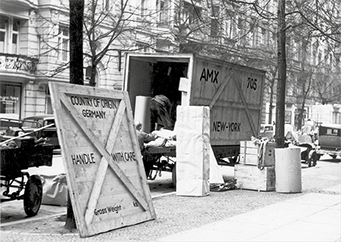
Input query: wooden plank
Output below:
<box><xmin>232</xmin><ymin>77</ymin><xmax>257</xmax><ymax>136</ymax></box>
<box><xmin>209</xmin><ymin>69</ymin><xmax>233</xmax><ymax>110</ymax></box>
<box><xmin>234</xmin><ymin>164</ymin><xmax>275</xmax><ymax>191</ymax></box>
<box><xmin>239</xmin><ymin>141</ymin><xmax>276</xmax><ymax>167</ymax></box>
<box><xmin>84</xmin><ymin>102</ymin><xmax>127</xmax><ymax>225</ymax></box>
<box><xmin>49</xmin><ymin>82</ymin><xmax>156</xmax><ymax>237</ymax></box>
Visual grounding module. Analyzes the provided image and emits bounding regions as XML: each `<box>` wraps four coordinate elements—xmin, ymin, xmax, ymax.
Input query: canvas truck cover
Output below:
<box><xmin>123</xmin><ymin>53</ymin><xmax>265</xmax><ymax>148</ymax></box>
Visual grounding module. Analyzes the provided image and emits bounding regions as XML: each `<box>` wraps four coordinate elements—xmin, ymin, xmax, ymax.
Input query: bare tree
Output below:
<box><xmin>83</xmin><ymin>0</ymin><xmax>173</xmax><ymax>86</ymax></box>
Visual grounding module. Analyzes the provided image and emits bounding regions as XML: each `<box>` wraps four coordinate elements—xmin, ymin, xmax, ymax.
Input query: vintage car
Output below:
<box><xmin>316</xmin><ymin>123</ymin><xmax>341</xmax><ymax>160</ymax></box>
<box><xmin>2</xmin><ymin>115</ymin><xmax>59</xmax><ymax>150</ymax></box>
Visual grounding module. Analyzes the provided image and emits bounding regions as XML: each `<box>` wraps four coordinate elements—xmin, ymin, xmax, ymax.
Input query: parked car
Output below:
<box><xmin>259</xmin><ymin>124</ymin><xmax>275</xmax><ymax>139</ymax></box>
<box><xmin>2</xmin><ymin>115</ymin><xmax>59</xmax><ymax>150</ymax></box>
<box><xmin>316</xmin><ymin>123</ymin><xmax>341</xmax><ymax>160</ymax></box>
<box><xmin>259</xmin><ymin>123</ymin><xmax>319</xmax><ymax>167</ymax></box>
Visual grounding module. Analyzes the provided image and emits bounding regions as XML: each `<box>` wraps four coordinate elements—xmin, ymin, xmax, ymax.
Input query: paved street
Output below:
<box><xmin>0</xmin><ymin>155</ymin><xmax>340</xmax><ymax>241</ymax></box>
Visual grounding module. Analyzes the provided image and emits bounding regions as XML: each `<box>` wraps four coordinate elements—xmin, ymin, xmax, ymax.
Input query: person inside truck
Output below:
<box><xmin>135</xmin><ymin>121</ymin><xmax>157</xmax><ymax>151</ymax></box>
<box><xmin>150</xmin><ymin>94</ymin><xmax>174</xmax><ymax>132</ymax></box>
<box><xmin>135</xmin><ymin>121</ymin><xmax>158</xmax><ymax>177</ymax></box>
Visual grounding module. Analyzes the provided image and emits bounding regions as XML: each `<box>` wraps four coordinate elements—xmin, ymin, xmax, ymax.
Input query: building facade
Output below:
<box><xmin>1</xmin><ymin>0</ymin><xmax>340</xmax><ymax>128</ymax></box>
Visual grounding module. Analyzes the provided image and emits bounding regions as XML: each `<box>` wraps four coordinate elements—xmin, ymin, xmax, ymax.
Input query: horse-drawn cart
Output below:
<box><xmin>0</xmin><ymin>136</ymin><xmax>53</xmax><ymax>217</ymax></box>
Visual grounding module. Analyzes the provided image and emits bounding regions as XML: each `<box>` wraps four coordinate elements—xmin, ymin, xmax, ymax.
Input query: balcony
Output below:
<box><xmin>1</xmin><ymin>0</ymin><xmax>38</xmax><ymax>9</ymax></box>
<box><xmin>0</xmin><ymin>53</ymin><xmax>38</xmax><ymax>75</ymax></box>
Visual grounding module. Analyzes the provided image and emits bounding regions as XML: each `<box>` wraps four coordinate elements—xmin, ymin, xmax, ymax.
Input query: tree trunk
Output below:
<box><xmin>268</xmin><ymin>67</ymin><xmax>277</xmax><ymax>125</ymax></box>
<box><xmin>66</xmin><ymin>0</ymin><xmax>84</xmax><ymax>230</ymax></box>
<box><xmin>275</xmin><ymin>0</ymin><xmax>287</xmax><ymax>148</ymax></box>
<box><xmin>69</xmin><ymin>0</ymin><xmax>84</xmax><ymax>86</ymax></box>
<box><xmin>65</xmin><ymin>193</ymin><xmax>76</xmax><ymax>230</ymax></box>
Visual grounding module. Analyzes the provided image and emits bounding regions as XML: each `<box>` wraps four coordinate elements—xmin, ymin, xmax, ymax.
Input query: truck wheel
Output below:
<box><xmin>317</xmin><ymin>154</ymin><xmax>322</xmax><ymax>161</ymax></box>
<box><xmin>24</xmin><ymin>175</ymin><xmax>43</xmax><ymax>217</ymax></box>
<box><xmin>171</xmin><ymin>163</ymin><xmax>176</xmax><ymax>188</ymax></box>
<box><xmin>331</xmin><ymin>155</ymin><xmax>337</xmax><ymax>160</ymax></box>
<box><xmin>312</xmin><ymin>153</ymin><xmax>318</xmax><ymax>166</ymax></box>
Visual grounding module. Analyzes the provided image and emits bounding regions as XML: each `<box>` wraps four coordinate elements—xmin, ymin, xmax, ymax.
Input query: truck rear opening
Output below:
<box><xmin>123</xmin><ymin>53</ymin><xmax>266</xmax><ymax>164</ymax></box>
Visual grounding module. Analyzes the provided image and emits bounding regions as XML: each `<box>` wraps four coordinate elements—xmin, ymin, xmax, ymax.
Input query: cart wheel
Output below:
<box><xmin>24</xmin><ymin>175</ymin><xmax>43</xmax><ymax>217</ymax></box>
<box><xmin>171</xmin><ymin>163</ymin><xmax>177</xmax><ymax>188</ymax></box>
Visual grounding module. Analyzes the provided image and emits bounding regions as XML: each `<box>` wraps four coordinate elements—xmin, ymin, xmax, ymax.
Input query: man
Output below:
<box><xmin>150</xmin><ymin>94</ymin><xmax>173</xmax><ymax>131</ymax></box>
<box><xmin>135</xmin><ymin>122</ymin><xmax>156</xmax><ymax>152</ymax></box>
<box><xmin>135</xmin><ymin>122</ymin><xmax>157</xmax><ymax>177</ymax></box>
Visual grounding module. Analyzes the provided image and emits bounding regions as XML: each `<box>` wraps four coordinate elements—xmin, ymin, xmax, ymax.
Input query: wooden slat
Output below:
<box><xmin>209</xmin><ymin>69</ymin><xmax>233</xmax><ymax>110</ymax></box>
<box><xmin>234</xmin><ymin>164</ymin><xmax>275</xmax><ymax>191</ymax></box>
<box><xmin>232</xmin><ymin>77</ymin><xmax>257</xmax><ymax>136</ymax></box>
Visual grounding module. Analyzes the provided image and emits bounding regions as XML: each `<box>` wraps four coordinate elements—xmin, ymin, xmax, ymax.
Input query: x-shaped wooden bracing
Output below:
<box><xmin>208</xmin><ymin>69</ymin><xmax>257</xmax><ymax>137</ymax></box>
<box><xmin>60</xmin><ymin>93</ymin><xmax>149</xmax><ymax>226</ymax></box>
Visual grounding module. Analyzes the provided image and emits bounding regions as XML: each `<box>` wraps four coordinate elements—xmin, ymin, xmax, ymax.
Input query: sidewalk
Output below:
<box><xmin>1</xmin><ymin>159</ymin><xmax>340</xmax><ymax>241</ymax></box>
<box><xmin>158</xmin><ymin>185</ymin><xmax>341</xmax><ymax>242</ymax></box>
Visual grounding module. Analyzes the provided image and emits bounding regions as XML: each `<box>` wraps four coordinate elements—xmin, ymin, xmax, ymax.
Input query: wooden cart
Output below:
<box><xmin>145</xmin><ymin>146</ymin><xmax>176</xmax><ymax>186</ymax></box>
<box><xmin>0</xmin><ymin>136</ymin><xmax>53</xmax><ymax>217</ymax></box>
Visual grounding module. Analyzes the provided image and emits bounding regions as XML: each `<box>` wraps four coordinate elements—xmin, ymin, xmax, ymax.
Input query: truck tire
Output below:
<box><xmin>308</xmin><ymin>152</ymin><xmax>318</xmax><ymax>167</ymax></box>
<box><xmin>24</xmin><ymin>175</ymin><xmax>43</xmax><ymax>217</ymax></box>
<box><xmin>171</xmin><ymin>163</ymin><xmax>176</xmax><ymax>188</ymax></box>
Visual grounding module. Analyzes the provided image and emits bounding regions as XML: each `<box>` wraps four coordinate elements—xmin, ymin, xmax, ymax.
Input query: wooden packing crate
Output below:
<box><xmin>49</xmin><ymin>82</ymin><xmax>156</xmax><ymax>238</ymax></box>
<box><xmin>239</xmin><ymin>140</ymin><xmax>276</xmax><ymax>167</ymax></box>
<box><xmin>234</xmin><ymin>164</ymin><xmax>275</xmax><ymax>191</ymax></box>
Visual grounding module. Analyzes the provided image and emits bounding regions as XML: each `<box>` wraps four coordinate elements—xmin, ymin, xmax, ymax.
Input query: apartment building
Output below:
<box><xmin>0</xmin><ymin>0</ymin><xmax>122</xmax><ymax>120</ymax></box>
<box><xmin>0</xmin><ymin>0</ymin><xmax>67</xmax><ymax>119</ymax></box>
<box><xmin>1</xmin><ymin>0</ymin><xmax>340</xmax><ymax>128</ymax></box>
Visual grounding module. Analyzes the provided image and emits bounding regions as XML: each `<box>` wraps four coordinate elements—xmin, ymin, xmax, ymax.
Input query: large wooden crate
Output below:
<box><xmin>49</xmin><ymin>83</ymin><xmax>156</xmax><ymax>237</ymax></box>
<box><xmin>234</xmin><ymin>164</ymin><xmax>275</xmax><ymax>191</ymax></box>
<box><xmin>239</xmin><ymin>141</ymin><xmax>276</xmax><ymax>167</ymax></box>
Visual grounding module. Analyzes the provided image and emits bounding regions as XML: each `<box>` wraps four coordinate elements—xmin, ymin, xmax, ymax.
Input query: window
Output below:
<box><xmin>224</xmin><ymin>11</ymin><xmax>236</xmax><ymax>39</ymax></box>
<box><xmin>237</xmin><ymin>18</ymin><xmax>243</xmax><ymax>35</ymax></box>
<box><xmin>0</xmin><ymin>17</ymin><xmax>6</xmax><ymax>52</ymax></box>
<box><xmin>102</xmin><ymin>0</ymin><xmax>110</xmax><ymax>11</ymax></box>
<box><xmin>41</xmin><ymin>86</ymin><xmax>52</xmax><ymax>114</ymax></box>
<box><xmin>58</xmin><ymin>26</ymin><xmax>69</xmax><ymax>62</ymax></box>
<box><xmin>12</xmin><ymin>20</ymin><xmax>19</xmax><ymax>53</ymax></box>
<box><xmin>312</xmin><ymin>41</ymin><xmax>318</xmax><ymax>65</ymax></box>
<box><xmin>0</xmin><ymin>16</ymin><xmax>20</xmax><ymax>54</ymax></box>
<box><xmin>0</xmin><ymin>83</ymin><xmax>21</xmax><ymax>117</ymax></box>
<box><xmin>85</xmin><ymin>66</ymin><xmax>98</xmax><ymax>86</ymax></box>
<box><xmin>210</xmin><ymin>6</ymin><xmax>219</xmax><ymax>37</ymax></box>
<box><xmin>157</xmin><ymin>0</ymin><xmax>168</xmax><ymax>26</ymax></box>
<box><xmin>253</xmin><ymin>27</ymin><xmax>260</xmax><ymax>46</ymax></box>
<box><xmin>140</xmin><ymin>0</ymin><xmax>146</xmax><ymax>17</ymax></box>
<box><xmin>182</xmin><ymin>2</ymin><xmax>201</xmax><ymax>25</ymax></box>
<box><xmin>260</xmin><ymin>28</ymin><xmax>267</xmax><ymax>45</ymax></box>
<box><xmin>297</xmin><ymin>40</ymin><xmax>302</xmax><ymax>61</ymax></box>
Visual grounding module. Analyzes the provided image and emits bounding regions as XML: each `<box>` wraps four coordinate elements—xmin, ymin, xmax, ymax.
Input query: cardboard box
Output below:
<box><xmin>234</xmin><ymin>164</ymin><xmax>275</xmax><ymax>191</ymax></box>
<box><xmin>240</xmin><ymin>141</ymin><xmax>276</xmax><ymax>167</ymax></box>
